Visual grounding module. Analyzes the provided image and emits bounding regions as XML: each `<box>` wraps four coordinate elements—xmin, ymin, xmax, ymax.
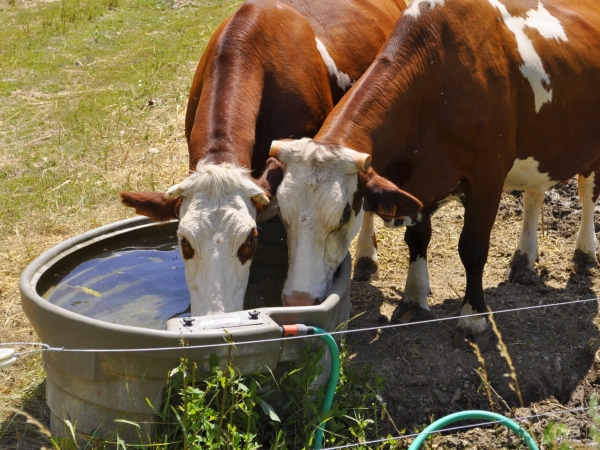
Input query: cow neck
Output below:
<box><xmin>314</xmin><ymin>14</ymin><xmax>443</xmax><ymax>173</ymax></box>
<box><xmin>187</xmin><ymin>56</ymin><xmax>264</xmax><ymax>172</ymax></box>
<box><xmin>186</xmin><ymin>5</ymin><xmax>269</xmax><ymax>173</ymax></box>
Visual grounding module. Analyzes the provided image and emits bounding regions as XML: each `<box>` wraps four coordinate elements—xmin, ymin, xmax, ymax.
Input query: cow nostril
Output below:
<box><xmin>284</xmin><ymin>293</ymin><xmax>321</xmax><ymax>307</ymax></box>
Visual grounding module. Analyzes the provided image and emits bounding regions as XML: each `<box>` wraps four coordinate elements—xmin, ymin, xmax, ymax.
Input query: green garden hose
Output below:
<box><xmin>280</xmin><ymin>325</ymin><xmax>341</xmax><ymax>450</ymax></box>
<box><xmin>407</xmin><ymin>410</ymin><xmax>539</xmax><ymax>450</ymax></box>
<box><xmin>312</xmin><ymin>326</ymin><xmax>340</xmax><ymax>450</ymax></box>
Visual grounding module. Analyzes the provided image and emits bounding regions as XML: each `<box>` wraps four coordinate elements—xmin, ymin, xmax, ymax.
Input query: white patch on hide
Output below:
<box><xmin>404</xmin><ymin>0</ymin><xmax>445</xmax><ymax>18</ymax></box>
<box><xmin>514</xmin><ymin>189</ymin><xmax>545</xmax><ymax>270</ymax></box>
<box><xmin>355</xmin><ymin>211</ymin><xmax>378</xmax><ymax>262</ymax></box>
<box><xmin>523</xmin><ymin>3</ymin><xmax>568</xmax><ymax>41</ymax></box>
<box><xmin>403</xmin><ymin>257</ymin><xmax>430</xmax><ymax>310</ymax></box>
<box><xmin>383</xmin><ymin>213</ymin><xmax>422</xmax><ymax>228</ymax></box>
<box><xmin>504</xmin><ymin>156</ymin><xmax>558</xmax><ymax>192</ymax></box>
<box><xmin>276</xmin><ymin>139</ymin><xmax>366</xmax><ymax>303</ymax></box>
<box><xmin>315</xmin><ymin>38</ymin><xmax>353</xmax><ymax>91</ymax></box>
<box><xmin>488</xmin><ymin>0</ymin><xmax>567</xmax><ymax>112</ymax></box>
<box><xmin>576</xmin><ymin>172</ymin><xmax>597</xmax><ymax>256</ymax></box>
<box><xmin>171</xmin><ymin>161</ymin><xmax>266</xmax><ymax>316</ymax></box>
<box><xmin>457</xmin><ymin>303</ymin><xmax>487</xmax><ymax>333</ymax></box>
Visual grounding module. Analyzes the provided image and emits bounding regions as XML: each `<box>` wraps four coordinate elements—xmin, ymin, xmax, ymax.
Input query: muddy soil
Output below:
<box><xmin>346</xmin><ymin>178</ymin><xmax>600</xmax><ymax>448</ymax></box>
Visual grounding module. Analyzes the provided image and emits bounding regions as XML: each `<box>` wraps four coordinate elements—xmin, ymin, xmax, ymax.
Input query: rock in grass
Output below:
<box><xmin>433</xmin><ymin>388</ymin><xmax>451</xmax><ymax>405</ymax></box>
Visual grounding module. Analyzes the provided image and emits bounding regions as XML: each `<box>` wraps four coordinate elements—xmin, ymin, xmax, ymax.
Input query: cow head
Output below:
<box><xmin>270</xmin><ymin>138</ymin><xmax>422</xmax><ymax>306</ymax></box>
<box><xmin>120</xmin><ymin>160</ymin><xmax>281</xmax><ymax>316</ymax></box>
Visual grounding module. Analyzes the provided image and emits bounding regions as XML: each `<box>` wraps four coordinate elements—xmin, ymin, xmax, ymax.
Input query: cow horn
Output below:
<box><xmin>269</xmin><ymin>140</ymin><xmax>287</xmax><ymax>158</ymax></box>
<box><xmin>355</xmin><ymin>153</ymin><xmax>372</xmax><ymax>171</ymax></box>
<box><xmin>252</xmin><ymin>193</ymin><xmax>270</xmax><ymax>206</ymax></box>
<box><xmin>165</xmin><ymin>184</ymin><xmax>184</xmax><ymax>199</ymax></box>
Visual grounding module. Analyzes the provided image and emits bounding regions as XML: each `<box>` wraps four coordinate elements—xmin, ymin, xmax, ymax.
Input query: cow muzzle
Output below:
<box><xmin>283</xmin><ymin>292</ymin><xmax>320</xmax><ymax>307</ymax></box>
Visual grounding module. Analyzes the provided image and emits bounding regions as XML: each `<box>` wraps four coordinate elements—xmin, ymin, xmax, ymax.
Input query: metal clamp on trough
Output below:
<box><xmin>19</xmin><ymin>217</ymin><xmax>351</xmax><ymax>441</ymax></box>
<box><xmin>167</xmin><ymin>309</ymin><xmax>266</xmax><ymax>332</ymax></box>
<box><xmin>0</xmin><ymin>348</ymin><xmax>18</xmax><ymax>370</ymax></box>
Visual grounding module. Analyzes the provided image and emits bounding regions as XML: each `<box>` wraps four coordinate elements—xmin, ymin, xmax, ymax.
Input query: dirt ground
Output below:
<box><xmin>346</xmin><ymin>178</ymin><xmax>600</xmax><ymax>448</ymax></box>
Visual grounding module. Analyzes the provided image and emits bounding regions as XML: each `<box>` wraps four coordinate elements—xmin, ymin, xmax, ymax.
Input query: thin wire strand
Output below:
<box><xmin>0</xmin><ymin>342</ymin><xmax>49</xmax><ymax>348</ymax></box>
<box><xmin>4</xmin><ymin>295</ymin><xmax>597</xmax><ymax>356</ymax></box>
<box><xmin>321</xmin><ymin>406</ymin><xmax>591</xmax><ymax>450</ymax></box>
<box><xmin>1</xmin><ymin>297</ymin><xmax>596</xmax><ymax>447</ymax></box>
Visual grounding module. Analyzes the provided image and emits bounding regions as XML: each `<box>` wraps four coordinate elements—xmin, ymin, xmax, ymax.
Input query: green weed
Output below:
<box><xmin>541</xmin><ymin>392</ymin><xmax>600</xmax><ymax>450</ymax></box>
<box><xmin>156</xmin><ymin>340</ymin><xmax>401</xmax><ymax>449</ymax></box>
<box><xmin>39</xmin><ymin>340</ymin><xmax>400</xmax><ymax>449</ymax></box>
<box><xmin>590</xmin><ymin>392</ymin><xmax>600</xmax><ymax>445</ymax></box>
<box><xmin>543</xmin><ymin>422</ymin><xmax>573</xmax><ymax>450</ymax></box>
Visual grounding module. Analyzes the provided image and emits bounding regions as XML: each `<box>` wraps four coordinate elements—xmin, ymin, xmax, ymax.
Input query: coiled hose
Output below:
<box><xmin>407</xmin><ymin>410</ymin><xmax>539</xmax><ymax>450</ymax></box>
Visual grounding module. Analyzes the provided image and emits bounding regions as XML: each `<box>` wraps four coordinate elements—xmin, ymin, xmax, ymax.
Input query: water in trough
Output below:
<box><xmin>42</xmin><ymin>220</ymin><xmax>288</xmax><ymax>329</ymax></box>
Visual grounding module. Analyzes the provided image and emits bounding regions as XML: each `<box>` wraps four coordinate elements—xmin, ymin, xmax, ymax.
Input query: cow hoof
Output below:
<box><xmin>509</xmin><ymin>267</ymin><xmax>536</xmax><ymax>285</ymax></box>
<box><xmin>573</xmin><ymin>249</ymin><xmax>598</xmax><ymax>274</ymax></box>
<box><xmin>391</xmin><ymin>302</ymin><xmax>430</xmax><ymax>323</ymax></box>
<box><xmin>509</xmin><ymin>251</ymin><xmax>536</xmax><ymax>284</ymax></box>
<box><xmin>452</xmin><ymin>327</ymin><xmax>490</xmax><ymax>352</ymax></box>
<box><xmin>353</xmin><ymin>257</ymin><xmax>378</xmax><ymax>282</ymax></box>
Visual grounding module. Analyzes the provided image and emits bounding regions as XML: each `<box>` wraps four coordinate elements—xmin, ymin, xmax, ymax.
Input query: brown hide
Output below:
<box><xmin>123</xmin><ymin>0</ymin><xmax>405</xmax><ymax>222</ymax></box>
<box><xmin>312</xmin><ymin>0</ymin><xmax>600</xmax><ymax>342</ymax></box>
<box><xmin>119</xmin><ymin>192</ymin><xmax>182</xmax><ymax>222</ymax></box>
<box><xmin>184</xmin><ymin>0</ymin><xmax>405</xmax><ymax>177</ymax></box>
<box><xmin>319</xmin><ymin>0</ymin><xmax>600</xmax><ymax>204</ymax></box>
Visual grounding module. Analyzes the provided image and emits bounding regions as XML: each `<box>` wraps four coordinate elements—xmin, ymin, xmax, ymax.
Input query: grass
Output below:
<box><xmin>0</xmin><ymin>1</ymin><xmax>405</xmax><ymax>447</ymax></box>
<box><xmin>2</xmin><ymin>0</ymin><xmax>600</xmax><ymax>448</ymax></box>
<box><xmin>0</xmin><ymin>0</ymin><xmax>239</xmax><ymax>446</ymax></box>
<box><xmin>0</xmin><ymin>0</ymin><xmax>239</xmax><ymax>237</ymax></box>
<box><xmin>152</xmin><ymin>343</ymin><xmax>399</xmax><ymax>450</ymax></box>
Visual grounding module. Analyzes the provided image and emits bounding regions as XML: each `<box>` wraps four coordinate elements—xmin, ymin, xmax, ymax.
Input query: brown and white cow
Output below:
<box><xmin>119</xmin><ymin>0</ymin><xmax>405</xmax><ymax>316</ymax></box>
<box><xmin>269</xmin><ymin>0</ymin><xmax>600</xmax><ymax>349</ymax></box>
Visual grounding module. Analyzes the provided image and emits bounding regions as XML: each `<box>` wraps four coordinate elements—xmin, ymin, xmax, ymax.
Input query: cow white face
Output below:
<box><xmin>270</xmin><ymin>138</ymin><xmax>423</xmax><ymax>306</ymax></box>
<box><xmin>164</xmin><ymin>162</ymin><xmax>270</xmax><ymax>316</ymax></box>
<box><xmin>270</xmin><ymin>139</ymin><xmax>370</xmax><ymax>306</ymax></box>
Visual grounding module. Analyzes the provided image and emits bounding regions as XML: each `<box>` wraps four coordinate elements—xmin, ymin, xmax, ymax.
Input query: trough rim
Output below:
<box><xmin>19</xmin><ymin>216</ymin><xmax>351</xmax><ymax>343</ymax></box>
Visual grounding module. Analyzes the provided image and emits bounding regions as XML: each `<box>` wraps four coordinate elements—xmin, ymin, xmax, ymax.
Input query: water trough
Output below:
<box><xmin>19</xmin><ymin>216</ymin><xmax>351</xmax><ymax>440</ymax></box>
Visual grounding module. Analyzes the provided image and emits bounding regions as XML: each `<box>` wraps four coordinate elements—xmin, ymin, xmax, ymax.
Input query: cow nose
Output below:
<box><xmin>283</xmin><ymin>293</ymin><xmax>320</xmax><ymax>307</ymax></box>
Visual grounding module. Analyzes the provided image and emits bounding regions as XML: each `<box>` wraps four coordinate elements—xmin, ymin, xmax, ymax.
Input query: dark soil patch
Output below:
<box><xmin>347</xmin><ymin>178</ymin><xmax>600</xmax><ymax>448</ymax></box>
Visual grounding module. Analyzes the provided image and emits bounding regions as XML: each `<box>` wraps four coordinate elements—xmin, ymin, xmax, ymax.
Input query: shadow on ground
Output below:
<box><xmin>0</xmin><ymin>380</ymin><xmax>52</xmax><ymax>449</ymax></box>
<box><xmin>346</xmin><ymin>270</ymin><xmax>599</xmax><ymax>436</ymax></box>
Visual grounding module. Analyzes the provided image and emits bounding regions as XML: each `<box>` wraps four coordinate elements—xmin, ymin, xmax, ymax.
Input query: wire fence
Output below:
<box><xmin>321</xmin><ymin>406</ymin><xmax>591</xmax><ymax>450</ymax></box>
<box><xmin>2</xmin><ymin>295</ymin><xmax>598</xmax><ymax>356</ymax></box>
<box><xmin>2</xmin><ymin>294</ymin><xmax>598</xmax><ymax>447</ymax></box>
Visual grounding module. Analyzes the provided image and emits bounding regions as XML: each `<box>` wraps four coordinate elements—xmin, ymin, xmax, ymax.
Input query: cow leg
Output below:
<box><xmin>353</xmin><ymin>212</ymin><xmax>379</xmax><ymax>281</ymax></box>
<box><xmin>573</xmin><ymin>172</ymin><xmax>599</xmax><ymax>273</ymax></box>
<box><xmin>509</xmin><ymin>189</ymin><xmax>544</xmax><ymax>284</ymax></box>
<box><xmin>452</xmin><ymin>189</ymin><xmax>502</xmax><ymax>352</ymax></box>
<box><xmin>391</xmin><ymin>217</ymin><xmax>432</xmax><ymax>323</ymax></box>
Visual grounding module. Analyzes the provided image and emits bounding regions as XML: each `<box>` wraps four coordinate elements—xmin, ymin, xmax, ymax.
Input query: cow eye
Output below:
<box><xmin>238</xmin><ymin>228</ymin><xmax>259</xmax><ymax>265</ymax></box>
<box><xmin>179</xmin><ymin>236</ymin><xmax>195</xmax><ymax>260</ymax></box>
<box><xmin>339</xmin><ymin>203</ymin><xmax>352</xmax><ymax>227</ymax></box>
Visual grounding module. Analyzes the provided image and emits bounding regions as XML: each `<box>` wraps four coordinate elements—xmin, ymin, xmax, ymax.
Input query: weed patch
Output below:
<box><xmin>40</xmin><ymin>341</ymin><xmax>402</xmax><ymax>449</ymax></box>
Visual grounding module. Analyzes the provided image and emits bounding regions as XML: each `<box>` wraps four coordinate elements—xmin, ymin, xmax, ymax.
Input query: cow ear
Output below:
<box><xmin>120</xmin><ymin>191</ymin><xmax>182</xmax><ymax>222</ymax></box>
<box><xmin>360</xmin><ymin>171</ymin><xmax>422</xmax><ymax>220</ymax></box>
<box><xmin>255</xmin><ymin>157</ymin><xmax>284</xmax><ymax>197</ymax></box>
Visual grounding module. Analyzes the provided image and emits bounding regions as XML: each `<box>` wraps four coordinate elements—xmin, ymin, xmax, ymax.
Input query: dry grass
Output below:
<box><xmin>0</xmin><ymin>0</ymin><xmax>243</xmax><ymax>446</ymax></box>
<box><xmin>345</xmin><ymin>188</ymin><xmax>600</xmax><ymax>445</ymax></box>
<box><xmin>0</xmin><ymin>90</ymin><xmax>190</xmax><ymax>449</ymax></box>
<box><xmin>1</xmin><ymin>0</ymin><xmax>599</xmax><ymax>448</ymax></box>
